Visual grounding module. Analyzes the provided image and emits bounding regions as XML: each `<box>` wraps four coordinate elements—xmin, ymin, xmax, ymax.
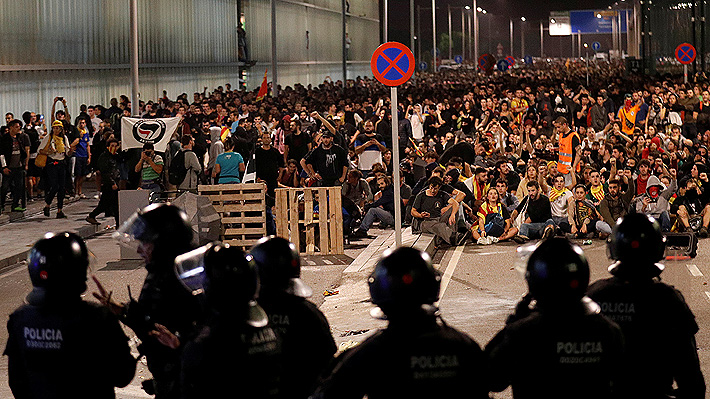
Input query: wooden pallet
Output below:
<box><xmin>275</xmin><ymin>187</ymin><xmax>344</xmax><ymax>255</ymax></box>
<box><xmin>198</xmin><ymin>183</ymin><xmax>266</xmax><ymax>250</ymax></box>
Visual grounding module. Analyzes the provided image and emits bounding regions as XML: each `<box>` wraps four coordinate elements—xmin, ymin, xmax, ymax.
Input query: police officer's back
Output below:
<box><xmin>587</xmin><ymin>214</ymin><xmax>705</xmax><ymax>399</ymax></box>
<box><xmin>4</xmin><ymin>232</ymin><xmax>136</xmax><ymax>399</ymax></box>
<box><xmin>311</xmin><ymin>247</ymin><xmax>488</xmax><ymax>399</ymax></box>
<box><xmin>485</xmin><ymin>238</ymin><xmax>624</xmax><ymax>399</ymax></box>
<box><xmin>175</xmin><ymin>242</ymin><xmax>281</xmax><ymax>399</ymax></box>
<box><xmin>250</xmin><ymin>236</ymin><xmax>336</xmax><ymax>399</ymax></box>
<box><xmin>97</xmin><ymin>204</ymin><xmax>203</xmax><ymax>398</ymax></box>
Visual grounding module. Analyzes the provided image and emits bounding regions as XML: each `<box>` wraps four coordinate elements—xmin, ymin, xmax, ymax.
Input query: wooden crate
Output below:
<box><xmin>275</xmin><ymin>187</ymin><xmax>344</xmax><ymax>255</ymax></box>
<box><xmin>198</xmin><ymin>183</ymin><xmax>267</xmax><ymax>249</ymax></box>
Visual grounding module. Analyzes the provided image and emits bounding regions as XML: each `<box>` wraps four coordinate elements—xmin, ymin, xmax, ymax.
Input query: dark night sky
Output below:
<box><xmin>389</xmin><ymin>0</ymin><xmax>628</xmax><ymax>59</ymax></box>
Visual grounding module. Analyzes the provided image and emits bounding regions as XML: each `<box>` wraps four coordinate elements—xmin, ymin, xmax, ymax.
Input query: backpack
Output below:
<box><xmin>168</xmin><ymin>149</ymin><xmax>192</xmax><ymax>185</ymax></box>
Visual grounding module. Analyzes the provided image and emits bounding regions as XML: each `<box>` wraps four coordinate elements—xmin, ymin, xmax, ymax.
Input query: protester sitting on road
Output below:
<box><xmin>351</xmin><ymin>176</ymin><xmax>395</xmax><ymax>238</ymax></box>
<box><xmin>495</xmin><ymin>179</ymin><xmax>519</xmax><ymax>214</ymax></box>
<box><xmin>342</xmin><ymin>168</ymin><xmax>372</xmax><ymax>209</ymax></box>
<box><xmin>510</xmin><ymin>180</ymin><xmax>555</xmax><ymax>243</ymax></box>
<box><xmin>632</xmin><ymin>174</ymin><xmax>676</xmax><ymax>232</ymax></box>
<box><xmin>547</xmin><ymin>174</ymin><xmax>575</xmax><ymax>235</ymax></box>
<box><xmin>411</xmin><ymin>176</ymin><xmax>469</xmax><ymax>246</ymax></box>
<box><xmin>571</xmin><ymin>184</ymin><xmax>602</xmax><ymax>239</ymax></box>
<box><xmin>472</xmin><ymin>187</ymin><xmax>518</xmax><ymax>244</ymax></box>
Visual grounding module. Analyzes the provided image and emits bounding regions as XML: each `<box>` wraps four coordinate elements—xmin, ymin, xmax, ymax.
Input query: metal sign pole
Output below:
<box><xmin>685</xmin><ymin>64</ymin><xmax>688</xmax><ymax>83</ymax></box>
<box><xmin>391</xmin><ymin>86</ymin><xmax>402</xmax><ymax>247</ymax></box>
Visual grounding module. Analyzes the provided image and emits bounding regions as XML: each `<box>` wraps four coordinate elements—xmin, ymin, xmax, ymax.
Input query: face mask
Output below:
<box><xmin>625</xmin><ymin>99</ymin><xmax>632</xmax><ymax>108</ymax></box>
<box><xmin>648</xmin><ymin>186</ymin><xmax>660</xmax><ymax>198</ymax></box>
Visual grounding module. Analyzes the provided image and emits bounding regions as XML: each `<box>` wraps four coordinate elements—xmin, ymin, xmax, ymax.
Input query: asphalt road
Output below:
<box><xmin>0</xmin><ymin>232</ymin><xmax>707</xmax><ymax>398</ymax></box>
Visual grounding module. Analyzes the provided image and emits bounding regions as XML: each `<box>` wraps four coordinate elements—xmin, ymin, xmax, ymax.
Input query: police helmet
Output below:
<box><xmin>114</xmin><ymin>203</ymin><xmax>194</xmax><ymax>254</ymax></box>
<box><xmin>368</xmin><ymin>247</ymin><xmax>441</xmax><ymax>319</ymax></box>
<box><xmin>250</xmin><ymin>236</ymin><xmax>312</xmax><ymax>298</ymax></box>
<box><xmin>26</xmin><ymin>232</ymin><xmax>90</xmax><ymax>305</ymax></box>
<box><xmin>607</xmin><ymin>213</ymin><xmax>665</xmax><ymax>277</ymax></box>
<box><xmin>525</xmin><ymin>238</ymin><xmax>590</xmax><ymax>307</ymax></box>
<box><xmin>175</xmin><ymin>242</ymin><xmax>267</xmax><ymax>327</ymax></box>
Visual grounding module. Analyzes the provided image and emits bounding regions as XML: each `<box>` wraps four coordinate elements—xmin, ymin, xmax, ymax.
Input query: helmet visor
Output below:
<box><xmin>112</xmin><ymin>212</ymin><xmax>150</xmax><ymax>250</ymax></box>
<box><xmin>174</xmin><ymin>245</ymin><xmax>209</xmax><ymax>295</ymax></box>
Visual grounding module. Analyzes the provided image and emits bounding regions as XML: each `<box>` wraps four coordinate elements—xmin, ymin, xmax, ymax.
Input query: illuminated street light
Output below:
<box><xmin>550</xmin><ymin>18</ymin><xmax>556</xmax><ymax>23</ymax></box>
<box><xmin>477</xmin><ymin>6</ymin><xmax>482</xmax><ymax>11</ymax></box>
<box><xmin>464</xmin><ymin>5</ymin><xmax>470</xmax><ymax>10</ymax></box>
<box><xmin>521</xmin><ymin>16</ymin><xmax>526</xmax><ymax>22</ymax></box>
<box><xmin>597</xmin><ymin>13</ymin><xmax>603</xmax><ymax>18</ymax></box>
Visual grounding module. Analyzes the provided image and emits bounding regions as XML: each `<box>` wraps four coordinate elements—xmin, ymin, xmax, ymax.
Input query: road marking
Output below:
<box><xmin>705</xmin><ymin>292</ymin><xmax>710</xmax><ymax>302</ymax></box>
<box><xmin>436</xmin><ymin>245</ymin><xmax>464</xmax><ymax>305</ymax></box>
<box><xmin>323</xmin><ymin>259</ymin><xmax>334</xmax><ymax>265</ymax></box>
<box><xmin>307</xmin><ymin>260</ymin><xmax>316</xmax><ymax>265</ymax></box>
<box><xmin>478</xmin><ymin>250</ymin><xmax>508</xmax><ymax>256</ymax></box>
<box><xmin>0</xmin><ymin>265</ymin><xmax>27</xmax><ymax>280</ymax></box>
<box><xmin>687</xmin><ymin>264</ymin><xmax>703</xmax><ymax>277</ymax></box>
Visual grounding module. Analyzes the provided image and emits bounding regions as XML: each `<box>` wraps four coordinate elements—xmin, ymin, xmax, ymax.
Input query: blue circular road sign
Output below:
<box><xmin>497</xmin><ymin>59</ymin><xmax>510</xmax><ymax>72</ymax></box>
<box><xmin>370</xmin><ymin>42</ymin><xmax>416</xmax><ymax>86</ymax></box>
<box><xmin>592</xmin><ymin>41</ymin><xmax>601</xmax><ymax>51</ymax></box>
<box><xmin>419</xmin><ymin>62</ymin><xmax>428</xmax><ymax>71</ymax></box>
<box><xmin>454</xmin><ymin>55</ymin><xmax>463</xmax><ymax>64</ymax></box>
<box><xmin>524</xmin><ymin>55</ymin><xmax>533</xmax><ymax>65</ymax></box>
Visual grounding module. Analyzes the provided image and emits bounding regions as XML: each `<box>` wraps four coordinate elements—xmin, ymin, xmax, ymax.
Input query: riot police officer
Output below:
<box><xmin>587</xmin><ymin>213</ymin><xmax>705</xmax><ymax>398</ymax></box>
<box><xmin>93</xmin><ymin>203</ymin><xmax>202</xmax><ymax>398</ymax></box>
<box><xmin>485</xmin><ymin>237</ymin><xmax>625</xmax><ymax>399</ymax></box>
<box><xmin>175</xmin><ymin>242</ymin><xmax>281</xmax><ymax>399</ymax></box>
<box><xmin>4</xmin><ymin>232</ymin><xmax>136</xmax><ymax>398</ymax></box>
<box><xmin>311</xmin><ymin>247</ymin><xmax>488</xmax><ymax>399</ymax></box>
<box><xmin>250</xmin><ymin>236</ymin><xmax>337</xmax><ymax>399</ymax></box>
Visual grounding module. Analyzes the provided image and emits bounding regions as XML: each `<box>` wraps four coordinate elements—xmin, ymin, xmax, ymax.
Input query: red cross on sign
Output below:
<box><xmin>675</xmin><ymin>43</ymin><xmax>696</xmax><ymax>65</ymax></box>
<box><xmin>371</xmin><ymin>42</ymin><xmax>416</xmax><ymax>86</ymax></box>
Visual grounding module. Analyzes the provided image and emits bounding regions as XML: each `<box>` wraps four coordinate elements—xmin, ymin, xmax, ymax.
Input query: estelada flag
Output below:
<box><xmin>256</xmin><ymin>69</ymin><xmax>268</xmax><ymax>101</ymax></box>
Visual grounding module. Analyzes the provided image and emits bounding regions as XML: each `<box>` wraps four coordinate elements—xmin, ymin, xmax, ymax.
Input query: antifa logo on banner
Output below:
<box><xmin>132</xmin><ymin>120</ymin><xmax>166</xmax><ymax>145</ymax></box>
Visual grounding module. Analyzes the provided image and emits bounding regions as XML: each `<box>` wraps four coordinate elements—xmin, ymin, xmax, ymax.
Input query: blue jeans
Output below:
<box><xmin>360</xmin><ymin>207</ymin><xmax>394</xmax><ymax>231</ymax></box>
<box><xmin>519</xmin><ymin>219</ymin><xmax>555</xmax><ymax>239</ymax></box>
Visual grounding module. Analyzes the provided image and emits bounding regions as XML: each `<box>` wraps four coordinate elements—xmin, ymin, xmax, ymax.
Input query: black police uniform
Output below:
<box><xmin>311</xmin><ymin>315</ymin><xmax>487</xmax><ymax>399</ymax></box>
<box><xmin>180</xmin><ymin>314</ymin><xmax>281</xmax><ymax>399</ymax></box>
<box><xmin>5</xmin><ymin>300</ymin><xmax>136</xmax><ymax>399</ymax></box>
<box><xmin>485</xmin><ymin>302</ymin><xmax>625</xmax><ymax>399</ymax></box>
<box><xmin>588</xmin><ymin>276</ymin><xmax>705</xmax><ymax>398</ymax></box>
<box><xmin>122</xmin><ymin>258</ymin><xmax>202</xmax><ymax>398</ymax></box>
<box><xmin>587</xmin><ymin>213</ymin><xmax>705</xmax><ymax>399</ymax></box>
<box><xmin>258</xmin><ymin>290</ymin><xmax>336</xmax><ymax>399</ymax></box>
<box><xmin>486</xmin><ymin>238</ymin><xmax>625</xmax><ymax>399</ymax></box>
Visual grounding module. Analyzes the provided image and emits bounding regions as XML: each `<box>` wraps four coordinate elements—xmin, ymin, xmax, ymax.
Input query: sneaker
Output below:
<box><xmin>86</xmin><ymin>216</ymin><xmax>100</xmax><ymax>225</ymax></box>
<box><xmin>79</xmin><ymin>194</ymin><xmax>87</xmax><ymax>199</ymax></box>
<box><xmin>56</xmin><ymin>211</ymin><xmax>67</xmax><ymax>219</ymax></box>
<box><xmin>12</xmin><ymin>206</ymin><xmax>25</xmax><ymax>212</ymax></box>
<box><xmin>542</xmin><ymin>225</ymin><xmax>555</xmax><ymax>240</ymax></box>
<box><xmin>43</xmin><ymin>207</ymin><xmax>50</xmax><ymax>217</ymax></box>
<box><xmin>699</xmin><ymin>227</ymin><xmax>708</xmax><ymax>238</ymax></box>
<box><xmin>489</xmin><ymin>236</ymin><xmax>499</xmax><ymax>244</ymax></box>
<box><xmin>512</xmin><ymin>235</ymin><xmax>529</xmax><ymax>244</ymax></box>
<box><xmin>477</xmin><ymin>237</ymin><xmax>488</xmax><ymax>245</ymax></box>
<box><xmin>350</xmin><ymin>229</ymin><xmax>368</xmax><ymax>239</ymax></box>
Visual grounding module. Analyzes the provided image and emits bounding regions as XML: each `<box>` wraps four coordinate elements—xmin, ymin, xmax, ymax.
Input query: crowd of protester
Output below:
<box><xmin>5</xmin><ymin>59</ymin><xmax>710</xmax><ymax>245</ymax></box>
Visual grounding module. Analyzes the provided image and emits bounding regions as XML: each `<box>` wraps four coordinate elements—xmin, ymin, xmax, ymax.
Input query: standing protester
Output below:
<box><xmin>4</xmin><ymin>232</ymin><xmax>136</xmax><ymax>398</ymax></box>
<box><xmin>38</xmin><ymin>120</ymin><xmax>74</xmax><ymax>218</ymax></box>
<box><xmin>173</xmin><ymin>242</ymin><xmax>281</xmax><ymax>399</ymax></box>
<box><xmin>312</xmin><ymin>247</ymin><xmax>488</xmax><ymax>398</ymax></box>
<box><xmin>22</xmin><ymin>111</ymin><xmax>42</xmax><ymax>200</ymax></box>
<box><xmin>135</xmin><ymin>143</ymin><xmax>164</xmax><ymax>195</ymax></box>
<box><xmin>212</xmin><ymin>137</ymin><xmax>244</xmax><ymax>184</ymax></box>
<box><xmin>177</xmin><ymin>135</ymin><xmax>201</xmax><ymax>192</ymax></box>
<box><xmin>485</xmin><ymin>238</ymin><xmax>625</xmax><ymax>399</ymax></box>
<box><xmin>250</xmin><ymin>236</ymin><xmax>337</xmax><ymax>399</ymax></box>
<box><xmin>0</xmin><ymin>119</ymin><xmax>30</xmax><ymax>213</ymax></box>
<box><xmin>94</xmin><ymin>204</ymin><xmax>202</xmax><ymax>399</ymax></box>
<box><xmin>86</xmin><ymin>138</ymin><xmax>121</xmax><ymax>226</ymax></box>
<box><xmin>73</xmin><ymin>118</ymin><xmax>91</xmax><ymax>199</ymax></box>
<box><xmin>304</xmin><ymin>131</ymin><xmax>348</xmax><ymax>187</ymax></box>
<box><xmin>554</xmin><ymin>117</ymin><xmax>581</xmax><ymax>189</ymax></box>
<box><xmin>587</xmin><ymin>214</ymin><xmax>705</xmax><ymax>398</ymax></box>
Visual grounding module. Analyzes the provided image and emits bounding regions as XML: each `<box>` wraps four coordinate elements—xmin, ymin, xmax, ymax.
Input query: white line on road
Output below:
<box><xmin>687</xmin><ymin>264</ymin><xmax>703</xmax><ymax>277</ymax></box>
<box><xmin>478</xmin><ymin>250</ymin><xmax>508</xmax><ymax>256</ymax></box>
<box><xmin>0</xmin><ymin>265</ymin><xmax>27</xmax><ymax>280</ymax></box>
<box><xmin>323</xmin><ymin>259</ymin><xmax>333</xmax><ymax>265</ymax></box>
<box><xmin>705</xmin><ymin>292</ymin><xmax>710</xmax><ymax>302</ymax></box>
<box><xmin>435</xmin><ymin>245</ymin><xmax>464</xmax><ymax>306</ymax></box>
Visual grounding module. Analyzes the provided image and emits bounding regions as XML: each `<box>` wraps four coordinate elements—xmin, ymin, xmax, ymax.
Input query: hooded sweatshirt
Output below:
<box><xmin>634</xmin><ymin>175</ymin><xmax>676</xmax><ymax>218</ymax></box>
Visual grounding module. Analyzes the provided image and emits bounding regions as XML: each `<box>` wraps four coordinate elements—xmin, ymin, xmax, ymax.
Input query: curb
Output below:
<box><xmin>0</xmin><ymin>223</ymin><xmax>107</xmax><ymax>275</ymax></box>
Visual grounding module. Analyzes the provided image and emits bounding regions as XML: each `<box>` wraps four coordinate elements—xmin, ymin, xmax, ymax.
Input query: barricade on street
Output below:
<box><xmin>198</xmin><ymin>183</ymin><xmax>267</xmax><ymax>250</ymax></box>
<box><xmin>275</xmin><ymin>187</ymin><xmax>344</xmax><ymax>255</ymax></box>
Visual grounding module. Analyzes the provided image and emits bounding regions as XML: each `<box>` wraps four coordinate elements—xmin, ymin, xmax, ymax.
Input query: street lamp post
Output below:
<box><xmin>540</xmin><ymin>20</ymin><xmax>544</xmax><ymax>58</ymax></box>
<box><xmin>448</xmin><ymin>5</ymin><xmax>452</xmax><ymax>60</ymax></box>
<box><xmin>129</xmin><ymin>0</ymin><xmax>139</xmax><ymax>116</ymax></box>
<box><xmin>384</xmin><ymin>0</ymin><xmax>388</xmax><ymax>42</ymax></box>
<box><xmin>432</xmin><ymin>0</ymin><xmax>436</xmax><ymax>72</ymax></box>
<box><xmin>462</xmin><ymin>8</ymin><xmax>467</xmax><ymax>60</ymax></box>
<box><xmin>473</xmin><ymin>0</ymin><xmax>479</xmax><ymax>61</ymax></box>
<box><xmin>584</xmin><ymin>42</ymin><xmax>589</xmax><ymax>86</ymax></box>
<box><xmin>510</xmin><ymin>19</ymin><xmax>514</xmax><ymax>57</ymax></box>
<box><xmin>521</xmin><ymin>17</ymin><xmax>526</xmax><ymax>59</ymax></box>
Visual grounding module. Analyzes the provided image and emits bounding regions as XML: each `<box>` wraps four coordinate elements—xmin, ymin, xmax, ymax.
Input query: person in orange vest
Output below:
<box><xmin>555</xmin><ymin>117</ymin><xmax>581</xmax><ymax>189</ymax></box>
<box><xmin>617</xmin><ymin>93</ymin><xmax>640</xmax><ymax>137</ymax></box>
